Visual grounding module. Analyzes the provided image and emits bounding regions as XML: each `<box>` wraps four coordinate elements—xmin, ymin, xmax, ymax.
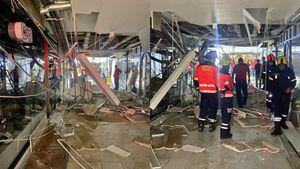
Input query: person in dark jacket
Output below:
<box><xmin>254</xmin><ymin>59</ymin><xmax>262</xmax><ymax>88</ymax></box>
<box><xmin>271</xmin><ymin>56</ymin><xmax>297</xmax><ymax>136</ymax></box>
<box><xmin>10</xmin><ymin>66</ymin><xmax>19</xmax><ymax>90</ymax></box>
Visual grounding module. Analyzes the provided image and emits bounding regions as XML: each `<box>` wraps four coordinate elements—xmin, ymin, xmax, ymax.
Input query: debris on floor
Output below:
<box><xmin>57</xmin><ymin>139</ymin><xmax>95</xmax><ymax>169</ymax></box>
<box><xmin>54</xmin><ymin>122</ymin><xmax>75</xmax><ymax>138</ymax></box>
<box><xmin>133</xmin><ymin>136</ymin><xmax>151</xmax><ymax>148</ymax></box>
<box><xmin>101</xmin><ymin>145</ymin><xmax>131</xmax><ymax>157</ymax></box>
<box><xmin>234</xmin><ymin>107</ymin><xmax>273</xmax><ymax>129</ymax></box>
<box><xmin>150</xmin><ymin>147</ymin><xmax>162</xmax><ymax>169</ymax></box>
<box><xmin>221</xmin><ymin>139</ymin><xmax>251</xmax><ymax>153</ymax></box>
<box><xmin>82</xmin><ymin>98</ymin><xmax>107</xmax><ymax>116</ymax></box>
<box><xmin>50</xmin><ymin>112</ymin><xmax>63</xmax><ymax>124</ymax></box>
<box><xmin>181</xmin><ymin>145</ymin><xmax>205</xmax><ymax>153</ymax></box>
<box><xmin>222</xmin><ymin>139</ymin><xmax>281</xmax><ymax>154</ymax></box>
<box><xmin>0</xmin><ymin>131</ymin><xmax>13</xmax><ymax>144</ymax></box>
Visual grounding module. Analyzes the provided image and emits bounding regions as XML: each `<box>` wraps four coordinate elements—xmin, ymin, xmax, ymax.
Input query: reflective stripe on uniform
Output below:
<box><xmin>199</xmin><ymin>84</ymin><xmax>216</xmax><ymax>87</ymax></box>
<box><xmin>266</xmin><ymin>99</ymin><xmax>272</xmax><ymax>102</ymax></box>
<box><xmin>221</xmin><ymin>123</ymin><xmax>229</xmax><ymax>126</ymax></box>
<box><xmin>200</xmin><ymin>90</ymin><xmax>217</xmax><ymax>93</ymax></box>
<box><xmin>225</xmin><ymin>94</ymin><xmax>233</xmax><ymax>97</ymax></box>
<box><xmin>274</xmin><ymin>117</ymin><xmax>282</xmax><ymax>122</ymax></box>
<box><xmin>282</xmin><ymin>114</ymin><xmax>287</xmax><ymax>117</ymax></box>
<box><xmin>209</xmin><ymin>118</ymin><xmax>216</xmax><ymax>122</ymax></box>
<box><xmin>198</xmin><ymin>118</ymin><xmax>206</xmax><ymax>121</ymax></box>
<box><xmin>221</xmin><ymin>126</ymin><xmax>228</xmax><ymax>129</ymax></box>
<box><xmin>227</xmin><ymin>108</ymin><xmax>233</xmax><ymax>113</ymax></box>
<box><xmin>291</xmin><ymin>79</ymin><xmax>296</xmax><ymax>82</ymax></box>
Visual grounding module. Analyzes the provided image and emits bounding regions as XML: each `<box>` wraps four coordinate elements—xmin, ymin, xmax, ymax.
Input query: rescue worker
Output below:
<box><xmin>263</xmin><ymin>54</ymin><xmax>277</xmax><ymax>113</ymax></box>
<box><xmin>232</xmin><ymin>58</ymin><xmax>250</xmax><ymax>108</ymax></box>
<box><xmin>218</xmin><ymin>56</ymin><xmax>234</xmax><ymax>139</ymax></box>
<box><xmin>194</xmin><ymin>51</ymin><xmax>218</xmax><ymax>132</ymax></box>
<box><xmin>271</xmin><ymin>56</ymin><xmax>296</xmax><ymax>135</ymax></box>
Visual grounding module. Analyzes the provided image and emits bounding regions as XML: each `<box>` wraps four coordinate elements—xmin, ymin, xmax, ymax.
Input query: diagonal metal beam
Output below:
<box><xmin>150</xmin><ymin>50</ymin><xmax>196</xmax><ymax>110</ymax></box>
<box><xmin>109</xmin><ymin>36</ymin><xmax>135</xmax><ymax>50</ymax></box>
<box><xmin>77</xmin><ymin>53</ymin><xmax>120</xmax><ymax>105</ymax></box>
<box><xmin>101</xmin><ymin>37</ymin><xmax>115</xmax><ymax>50</ymax></box>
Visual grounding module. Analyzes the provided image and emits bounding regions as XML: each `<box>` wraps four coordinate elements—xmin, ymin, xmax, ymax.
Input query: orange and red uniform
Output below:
<box><xmin>217</xmin><ymin>73</ymin><xmax>233</xmax><ymax>98</ymax></box>
<box><xmin>194</xmin><ymin>63</ymin><xmax>218</xmax><ymax>93</ymax></box>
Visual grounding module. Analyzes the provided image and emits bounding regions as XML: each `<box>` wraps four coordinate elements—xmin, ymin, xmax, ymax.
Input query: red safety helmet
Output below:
<box><xmin>267</xmin><ymin>54</ymin><xmax>276</xmax><ymax>61</ymax></box>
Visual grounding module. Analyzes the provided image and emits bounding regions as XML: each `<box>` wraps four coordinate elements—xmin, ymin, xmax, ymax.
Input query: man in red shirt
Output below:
<box><xmin>113</xmin><ymin>65</ymin><xmax>122</xmax><ymax>90</ymax></box>
<box><xmin>232</xmin><ymin>58</ymin><xmax>250</xmax><ymax>108</ymax></box>
<box><xmin>194</xmin><ymin>51</ymin><xmax>218</xmax><ymax>132</ymax></box>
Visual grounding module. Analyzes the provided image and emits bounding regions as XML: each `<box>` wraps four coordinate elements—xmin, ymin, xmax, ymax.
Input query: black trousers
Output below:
<box><xmin>199</xmin><ymin>93</ymin><xmax>218</xmax><ymax>123</ymax></box>
<box><xmin>114</xmin><ymin>78</ymin><xmax>119</xmax><ymax>90</ymax></box>
<box><xmin>220</xmin><ymin>97</ymin><xmax>233</xmax><ymax>130</ymax></box>
<box><xmin>235</xmin><ymin>80</ymin><xmax>248</xmax><ymax>107</ymax></box>
<box><xmin>273</xmin><ymin>93</ymin><xmax>291</xmax><ymax>122</ymax></box>
<box><xmin>266</xmin><ymin>92</ymin><xmax>275</xmax><ymax>112</ymax></box>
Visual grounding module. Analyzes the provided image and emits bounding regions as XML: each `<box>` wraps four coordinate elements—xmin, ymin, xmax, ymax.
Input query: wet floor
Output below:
<box><xmin>151</xmin><ymin>88</ymin><xmax>296</xmax><ymax>169</ymax></box>
<box><xmin>24</xmin><ymin>92</ymin><xmax>149</xmax><ymax>169</ymax></box>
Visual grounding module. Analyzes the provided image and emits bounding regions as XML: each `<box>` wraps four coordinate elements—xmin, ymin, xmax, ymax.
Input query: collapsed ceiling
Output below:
<box><xmin>62</xmin><ymin>0</ymin><xmax>150</xmax><ymax>52</ymax></box>
<box><xmin>151</xmin><ymin>0</ymin><xmax>300</xmax><ymax>52</ymax></box>
<box><xmin>150</xmin><ymin>0</ymin><xmax>300</xmax><ymax>25</ymax></box>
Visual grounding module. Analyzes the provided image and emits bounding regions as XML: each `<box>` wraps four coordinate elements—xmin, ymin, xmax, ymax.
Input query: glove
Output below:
<box><xmin>219</xmin><ymin>91</ymin><xmax>225</xmax><ymax>98</ymax></box>
<box><xmin>285</xmin><ymin>87</ymin><xmax>292</xmax><ymax>94</ymax></box>
<box><xmin>225</xmin><ymin>85</ymin><xmax>231</xmax><ymax>91</ymax></box>
<box><xmin>193</xmin><ymin>80</ymin><xmax>199</xmax><ymax>88</ymax></box>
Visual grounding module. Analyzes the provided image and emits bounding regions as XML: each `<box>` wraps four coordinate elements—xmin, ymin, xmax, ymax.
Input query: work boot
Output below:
<box><xmin>281</xmin><ymin>117</ymin><xmax>289</xmax><ymax>129</ymax></box>
<box><xmin>220</xmin><ymin>129</ymin><xmax>233</xmax><ymax>139</ymax></box>
<box><xmin>209</xmin><ymin>122</ymin><xmax>216</xmax><ymax>132</ymax></box>
<box><xmin>271</xmin><ymin>122</ymin><xmax>282</xmax><ymax>136</ymax></box>
<box><xmin>198</xmin><ymin>120</ymin><xmax>205</xmax><ymax>132</ymax></box>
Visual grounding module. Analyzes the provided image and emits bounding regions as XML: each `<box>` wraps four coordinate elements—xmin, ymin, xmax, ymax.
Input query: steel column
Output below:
<box><xmin>44</xmin><ymin>39</ymin><xmax>50</xmax><ymax>118</ymax></box>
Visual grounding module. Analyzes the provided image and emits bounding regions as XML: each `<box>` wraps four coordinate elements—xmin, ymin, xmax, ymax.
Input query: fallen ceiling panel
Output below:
<box><xmin>150</xmin><ymin>50</ymin><xmax>196</xmax><ymax>110</ymax></box>
<box><xmin>77</xmin><ymin>53</ymin><xmax>120</xmax><ymax>105</ymax></box>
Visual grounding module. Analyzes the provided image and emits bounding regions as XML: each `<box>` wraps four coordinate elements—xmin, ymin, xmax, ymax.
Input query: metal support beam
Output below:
<box><xmin>77</xmin><ymin>53</ymin><xmax>120</xmax><ymax>105</ymax></box>
<box><xmin>150</xmin><ymin>50</ymin><xmax>195</xmax><ymax>110</ymax></box>
<box><xmin>44</xmin><ymin>39</ymin><xmax>50</xmax><ymax>118</ymax></box>
<box><xmin>109</xmin><ymin>36</ymin><xmax>134</xmax><ymax>50</ymax></box>
<box><xmin>0</xmin><ymin>52</ymin><xmax>6</xmax><ymax>91</ymax></box>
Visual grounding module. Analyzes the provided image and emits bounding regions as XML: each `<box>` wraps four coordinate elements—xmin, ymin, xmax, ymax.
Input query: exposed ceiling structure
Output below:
<box><xmin>0</xmin><ymin>0</ymin><xmax>49</xmax><ymax>58</ymax></box>
<box><xmin>151</xmin><ymin>0</ymin><xmax>300</xmax><ymax>25</ymax></box>
<box><xmin>61</xmin><ymin>0</ymin><xmax>150</xmax><ymax>52</ymax></box>
<box><xmin>151</xmin><ymin>0</ymin><xmax>300</xmax><ymax>53</ymax></box>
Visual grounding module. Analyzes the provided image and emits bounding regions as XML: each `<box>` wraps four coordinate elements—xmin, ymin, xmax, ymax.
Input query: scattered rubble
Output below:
<box><xmin>222</xmin><ymin>139</ymin><xmax>281</xmax><ymax>154</ymax></box>
<box><xmin>54</xmin><ymin>122</ymin><xmax>74</xmax><ymax>138</ymax></box>
<box><xmin>221</xmin><ymin>140</ymin><xmax>251</xmax><ymax>153</ymax></box>
<box><xmin>0</xmin><ymin>131</ymin><xmax>13</xmax><ymax>144</ymax></box>
<box><xmin>133</xmin><ymin>136</ymin><xmax>151</xmax><ymax>148</ymax></box>
<box><xmin>101</xmin><ymin>145</ymin><xmax>131</xmax><ymax>157</ymax></box>
<box><xmin>181</xmin><ymin>145</ymin><xmax>205</xmax><ymax>153</ymax></box>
